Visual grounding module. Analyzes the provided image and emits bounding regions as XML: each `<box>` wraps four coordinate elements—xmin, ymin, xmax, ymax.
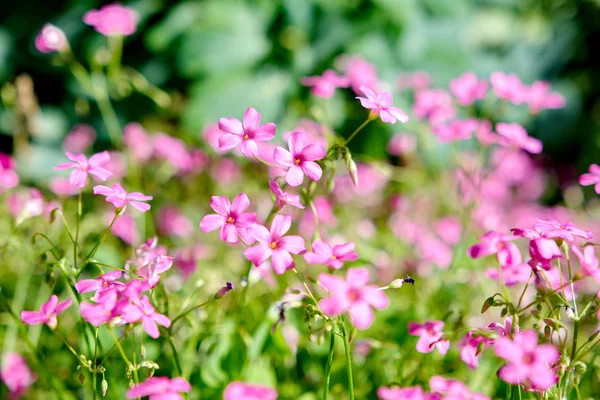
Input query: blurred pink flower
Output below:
<box><xmin>124</xmin><ymin>123</ymin><xmax>153</xmax><ymax>162</ymax></box>
<box><xmin>318</xmin><ymin>268</ymin><xmax>389</xmax><ymax>329</ymax></box>
<box><xmin>122</xmin><ymin>295</ymin><xmax>170</xmax><ymax>338</ymax></box>
<box><xmin>486</xmin><ymin>263</ymin><xmax>531</xmax><ymax>286</ymax></box>
<box><xmin>467</xmin><ymin>231</ymin><xmax>522</xmax><ymax>267</ymax></box>
<box><xmin>459</xmin><ymin>331</ymin><xmax>487</xmax><ymax>369</ymax></box>
<box><xmin>210</xmin><ymin>158</ymin><xmax>241</xmax><ymax>183</ymax></box>
<box><xmin>474</xmin><ymin>119</ymin><xmax>501</xmax><ymax>145</ymax></box>
<box><xmin>429</xmin><ymin>376</ymin><xmax>490</xmax><ymax>400</ymax></box>
<box><xmin>218</xmin><ymin>107</ymin><xmax>276</xmax><ymax>158</ymax></box>
<box><xmin>487</xmin><ymin>316</ymin><xmax>520</xmax><ymax>340</ymax></box>
<box><xmin>49</xmin><ymin>177</ymin><xmax>79</xmax><ymax>197</ymax></box>
<box><xmin>533</xmin><ymin>219</ymin><xmax>592</xmax><ymax>241</ymax></box>
<box><xmin>341</xmin><ymin>56</ymin><xmax>379</xmax><ymax>94</ymax></box>
<box><xmin>434</xmin><ymin>217</ymin><xmax>461</xmax><ymax>245</ymax></box>
<box><xmin>274</xmin><ymin>131</ymin><xmax>326</xmax><ymax>186</ymax></box>
<box><xmin>34</xmin><ymin>23</ymin><xmax>68</xmax><ymax>53</ymax></box>
<box><xmin>494</xmin><ymin>329</ymin><xmax>559</xmax><ymax>390</ymax></box>
<box><xmin>223</xmin><ymin>382</ymin><xmax>278</xmax><ymax>400</ymax></box>
<box><xmin>0</xmin><ymin>353</ymin><xmax>36</xmax><ymax>397</ymax></box>
<box><xmin>244</xmin><ymin>215</ymin><xmax>305</xmax><ymax>274</ymax></box>
<box><xmin>301</xmin><ymin>69</ymin><xmax>350</xmax><ymax>98</ymax></box>
<box><xmin>571</xmin><ymin>245</ymin><xmax>600</xmax><ymax>282</ymax></box>
<box><xmin>496</xmin><ymin>123</ymin><xmax>542</xmax><ymax>154</ymax></box>
<box><xmin>408</xmin><ymin>320</ymin><xmax>449</xmax><ymax>354</ymax></box>
<box><xmin>137</xmin><ymin>255</ymin><xmax>173</xmax><ymax>288</ymax></box>
<box><xmin>356</xmin><ymin>86</ymin><xmax>409</xmax><ymax>124</ymax></box>
<box><xmin>529</xmin><ymin>238</ymin><xmax>563</xmax><ymax>270</ymax></box>
<box><xmin>449</xmin><ymin>72</ymin><xmax>488</xmax><ymax>106</ymax></box>
<box><xmin>269</xmin><ymin>181</ymin><xmax>304</xmax><ymax>209</ymax></box>
<box><xmin>126</xmin><ymin>376</ymin><xmax>190</xmax><ymax>400</ymax></box>
<box><xmin>63</xmin><ymin>124</ymin><xmax>96</xmax><ymax>153</ymax></box>
<box><xmin>526</xmin><ymin>81</ymin><xmax>565</xmax><ymax>114</ymax></box>
<box><xmin>398</xmin><ymin>71</ymin><xmax>431</xmax><ymax>91</ymax></box>
<box><xmin>579</xmin><ymin>164</ymin><xmax>600</xmax><ymax>194</ymax></box>
<box><xmin>202</xmin><ymin>123</ymin><xmax>224</xmax><ymax>152</ymax></box>
<box><xmin>174</xmin><ymin>245</ymin><xmax>212</xmax><ymax>279</ymax></box>
<box><xmin>76</xmin><ymin>270</ymin><xmax>124</xmax><ymax>301</ymax></box>
<box><xmin>433</xmin><ymin>119</ymin><xmax>478</xmax><ymax>143</ymax></box>
<box><xmin>378</xmin><ymin>386</ymin><xmax>429</xmax><ymax>400</ymax></box>
<box><xmin>387</xmin><ymin>133</ymin><xmax>416</xmax><ymax>156</ymax></box>
<box><xmin>111</xmin><ymin>212</ymin><xmax>139</xmax><ymax>244</ymax></box>
<box><xmin>413</xmin><ymin>89</ymin><xmax>455</xmax><ymax>124</ymax></box>
<box><xmin>304</xmin><ymin>240</ymin><xmax>359</xmax><ymax>269</ymax></box>
<box><xmin>83</xmin><ymin>3</ymin><xmax>138</xmax><ymax>36</ymax></box>
<box><xmin>93</xmin><ymin>183</ymin><xmax>152</xmax><ymax>212</ymax></box>
<box><xmin>20</xmin><ymin>295</ymin><xmax>72</xmax><ymax>329</ymax></box>
<box><xmin>199</xmin><ymin>193</ymin><xmax>256</xmax><ymax>244</ymax></box>
<box><xmin>54</xmin><ymin>151</ymin><xmax>112</xmax><ymax>188</ymax></box>
<box><xmin>157</xmin><ymin>207</ymin><xmax>194</xmax><ymax>237</ymax></box>
<box><xmin>152</xmin><ymin>134</ymin><xmax>192</xmax><ymax>170</ymax></box>
<box><xmin>0</xmin><ymin>161</ymin><xmax>19</xmax><ymax>193</ymax></box>
<box><xmin>490</xmin><ymin>72</ymin><xmax>528</xmax><ymax>104</ymax></box>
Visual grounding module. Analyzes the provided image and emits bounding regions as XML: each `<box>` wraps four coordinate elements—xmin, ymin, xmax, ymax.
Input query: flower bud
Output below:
<box><xmin>565</xmin><ymin>306</ymin><xmax>575</xmax><ymax>319</ymax></box>
<box><xmin>214</xmin><ymin>282</ymin><xmax>234</xmax><ymax>299</ymax></box>
<box><xmin>101</xmin><ymin>379</ymin><xmax>108</xmax><ymax>397</ymax></box>
<box><xmin>35</xmin><ymin>24</ymin><xmax>68</xmax><ymax>53</ymax></box>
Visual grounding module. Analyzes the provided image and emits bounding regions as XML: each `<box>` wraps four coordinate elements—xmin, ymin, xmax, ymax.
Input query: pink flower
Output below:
<box><xmin>356</xmin><ymin>86</ymin><xmax>409</xmax><ymax>124</ymax></box>
<box><xmin>269</xmin><ymin>181</ymin><xmax>304</xmax><ymax>209</ymax></box>
<box><xmin>572</xmin><ymin>245</ymin><xmax>600</xmax><ymax>282</ymax></box>
<box><xmin>80</xmin><ymin>290</ymin><xmax>118</xmax><ymax>326</ymax></box>
<box><xmin>429</xmin><ymin>376</ymin><xmax>490</xmax><ymax>400</ymax></box>
<box><xmin>341</xmin><ymin>56</ymin><xmax>379</xmax><ymax>94</ymax></box>
<box><xmin>398</xmin><ymin>71</ymin><xmax>431</xmax><ymax>91</ymax></box>
<box><xmin>244</xmin><ymin>215</ymin><xmax>305</xmax><ymax>274</ymax></box>
<box><xmin>433</xmin><ymin>119</ymin><xmax>479</xmax><ymax>143</ymax></box>
<box><xmin>20</xmin><ymin>295</ymin><xmax>72</xmax><ymax>329</ymax></box>
<box><xmin>152</xmin><ymin>134</ymin><xmax>192</xmax><ymax>171</ymax></box>
<box><xmin>76</xmin><ymin>270</ymin><xmax>125</xmax><ymax>301</ymax></box>
<box><xmin>459</xmin><ymin>331</ymin><xmax>487</xmax><ymax>369</ymax></box>
<box><xmin>318</xmin><ymin>268</ymin><xmax>389</xmax><ymax>329</ymax></box>
<box><xmin>63</xmin><ymin>124</ymin><xmax>96</xmax><ymax>153</ymax></box>
<box><xmin>488</xmin><ymin>316</ymin><xmax>520</xmax><ymax>342</ymax></box>
<box><xmin>174</xmin><ymin>245</ymin><xmax>212</xmax><ymax>279</ymax></box>
<box><xmin>305</xmin><ymin>240</ymin><xmax>359</xmax><ymax>269</ymax></box>
<box><xmin>34</xmin><ymin>24</ymin><xmax>68</xmax><ymax>53</ymax></box>
<box><xmin>122</xmin><ymin>296</ymin><xmax>171</xmax><ymax>338</ymax></box>
<box><xmin>1</xmin><ymin>353</ymin><xmax>36</xmax><ymax>397</ymax></box>
<box><xmin>494</xmin><ymin>329</ymin><xmax>559</xmax><ymax>390</ymax></box>
<box><xmin>157</xmin><ymin>207</ymin><xmax>194</xmax><ymax>238</ymax></box>
<box><xmin>449</xmin><ymin>72</ymin><xmax>488</xmax><ymax>106</ymax></box>
<box><xmin>83</xmin><ymin>3</ymin><xmax>138</xmax><ymax>36</ymax></box>
<box><xmin>413</xmin><ymin>89</ymin><xmax>455</xmax><ymax>124</ymax></box>
<box><xmin>490</xmin><ymin>72</ymin><xmax>528</xmax><ymax>104</ymax></box>
<box><xmin>223</xmin><ymin>382</ymin><xmax>278</xmax><ymax>400</ymax></box>
<box><xmin>53</xmin><ymin>151</ymin><xmax>112</xmax><ymax>188</ymax></box>
<box><xmin>301</xmin><ymin>69</ymin><xmax>350</xmax><ymax>98</ymax></box>
<box><xmin>49</xmin><ymin>177</ymin><xmax>79</xmax><ymax>197</ymax></box>
<box><xmin>526</xmin><ymin>81</ymin><xmax>565</xmax><ymax>114</ymax></box>
<box><xmin>137</xmin><ymin>255</ymin><xmax>174</xmax><ymax>288</ymax></box>
<box><xmin>199</xmin><ymin>193</ymin><xmax>256</xmax><ymax>244</ymax></box>
<box><xmin>486</xmin><ymin>263</ymin><xmax>531</xmax><ymax>286</ymax></box>
<box><xmin>467</xmin><ymin>231</ymin><xmax>522</xmax><ymax>267</ymax></box>
<box><xmin>273</xmin><ymin>131</ymin><xmax>326</xmax><ymax>186</ymax></box>
<box><xmin>387</xmin><ymin>134</ymin><xmax>416</xmax><ymax>156</ymax></box>
<box><xmin>0</xmin><ymin>162</ymin><xmax>19</xmax><ymax>193</ymax></box>
<box><xmin>495</xmin><ymin>123</ymin><xmax>542</xmax><ymax>154</ymax></box>
<box><xmin>93</xmin><ymin>183</ymin><xmax>152</xmax><ymax>212</ymax></box>
<box><xmin>218</xmin><ymin>107</ymin><xmax>276</xmax><ymax>158</ymax></box>
<box><xmin>111</xmin><ymin>212</ymin><xmax>139</xmax><ymax>244</ymax></box>
<box><xmin>579</xmin><ymin>164</ymin><xmax>600</xmax><ymax>194</ymax></box>
<box><xmin>407</xmin><ymin>320</ymin><xmax>450</xmax><ymax>354</ymax></box>
<box><xmin>533</xmin><ymin>219</ymin><xmax>592</xmax><ymax>241</ymax></box>
<box><xmin>529</xmin><ymin>238</ymin><xmax>563</xmax><ymax>270</ymax></box>
<box><xmin>378</xmin><ymin>386</ymin><xmax>429</xmax><ymax>400</ymax></box>
<box><xmin>124</xmin><ymin>123</ymin><xmax>153</xmax><ymax>162</ymax></box>
<box><xmin>126</xmin><ymin>376</ymin><xmax>191</xmax><ymax>400</ymax></box>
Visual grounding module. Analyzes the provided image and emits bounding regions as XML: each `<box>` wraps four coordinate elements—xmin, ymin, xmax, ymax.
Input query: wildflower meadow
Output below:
<box><xmin>1</xmin><ymin>1</ymin><xmax>600</xmax><ymax>399</ymax></box>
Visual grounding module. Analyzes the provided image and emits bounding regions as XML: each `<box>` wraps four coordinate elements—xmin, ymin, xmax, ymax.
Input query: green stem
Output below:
<box><xmin>166</xmin><ymin>334</ymin><xmax>183</xmax><ymax>376</ymax></box>
<box><xmin>323</xmin><ymin>330</ymin><xmax>335</xmax><ymax>400</ymax></box>
<box><xmin>170</xmin><ymin>299</ymin><xmax>214</xmax><ymax>326</ymax></box>
<box><xmin>341</xmin><ymin>323</ymin><xmax>354</xmax><ymax>400</ymax></box>
<box><xmin>292</xmin><ymin>268</ymin><xmax>319</xmax><ymax>306</ymax></box>
<box><xmin>131</xmin><ymin>329</ymin><xmax>139</xmax><ymax>384</ymax></box>
<box><xmin>75</xmin><ymin>191</ymin><xmax>82</xmax><ymax>269</ymax></box>
<box><xmin>86</xmin><ymin>211</ymin><xmax>122</xmax><ymax>260</ymax></box>
<box><xmin>344</xmin><ymin>116</ymin><xmax>374</xmax><ymax>146</ymax></box>
<box><xmin>93</xmin><ymin>327</ymin><xmax>99</xmax><ymax>400</ymax></box>
<box><xmin>108</xmin><ymin>326</ymin><xmax>131</xmax><ymax>365</ymax></box>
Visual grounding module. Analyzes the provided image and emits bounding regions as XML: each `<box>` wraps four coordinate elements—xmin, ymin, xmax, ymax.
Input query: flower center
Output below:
<box><xmin>226</xmin><ymin>216</ymin><xmax>235</xmax><ymax>225</ymax></box>
<box><xmin>347</xmin><ymin>289</ymin><xmax>360</xmax><ymax>302</ymax></box>
<box><xmin>102</xmin><ymin>281</ymin><xmax>109</xmax><ymax>287</ymax></box>
<box><xmin>330</xmin><ymin>255</ymin><xmax>337</xmax><ymax>260</ymax></box>
<box><xmin>269</xmin><ymin>241</ymin><xmax>278</xmax><ymax>250</ymax></box>
<box><xmin>243</xmin><ymin>134</ymin><xmax>249</xmax><ymax>140</ymax></box>
<box><xmin>294</xmin><ymin>158</ymin><xmax>301</xmax><ymax>166</ymax></box>
<box><xmin>523</xmin><ymin>353</ymin><xmax>534</xmax><ymax>364</ymax></box>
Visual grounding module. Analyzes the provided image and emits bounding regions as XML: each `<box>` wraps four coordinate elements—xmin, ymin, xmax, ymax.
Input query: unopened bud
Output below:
<box><xmin>565</xmin><ymin>306</ymin><xmax>575</xmax><ymax>319</ymax></box>
<box><xmin>346</xmin><ymin>158</ymin><xmax>359</xmax><ymax>187</ymax></box>
<box><xmin>101</xmin><ymin>379</ymin><xmax>108</xmax><ymax>397</ymax></box>
<box><xmin>214</xmin><ymin>282</ymin><xmax>234</xmax><ymax>299</ymax></box>
<box><xmin>140</xmin><ymin>344</ymin><xmax>146</xmax><ymax>360</ymax></box>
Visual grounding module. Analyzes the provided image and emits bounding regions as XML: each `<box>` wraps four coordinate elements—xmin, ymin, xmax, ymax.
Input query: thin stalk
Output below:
<box><xmin>93</xmin><ymin>327</ymin><xmax>99</xmax><ymax>400</ymax></box>
<box><xmin>86</xmin><ymin>211</ymin><xmax>122</xmax><ymax>260</ymax></box>
<box><xmin>166</xmin><ymin>335</ymin><xmax>183</xmax><ymax>376</ymax></box>
<box><xmin>108</xmin><ymin>326</ymin><xmax>131</xmax><ymax>365</ymax></box>
<box><xmin>322</xmin><ymin>330</ymin><xmax>335</xmax><ymax>400</ymax></box>
<box><xmin>74</xmin><ymin>191</ymin><xmax>82</xmax><ymax>269</ymax></box>
<box><xmin>292</xmin><ymin>268</ymin><xmax>319</xmax><ymax>306</ymax></box>
<box><xmin>131</xmin><ymin>329</ymin><xmax>139</xmax><ymax>384</ymax></box>
<box><xmin>171</xmin><ymin>299</ymin><xmax>214</xmax><ymax>325</ymax></box>
<box><xmin>341</xmin><ymin>323</ymin><xmax>354</xmax><ymax>400</ymax></box>
<box><xmin>344</xmin><ymin>116</ymin><xmax>374</xmax><ymax>146</ymax></box>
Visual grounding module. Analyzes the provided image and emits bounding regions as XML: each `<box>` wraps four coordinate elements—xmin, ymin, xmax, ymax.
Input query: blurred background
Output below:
<box><xmin>1</xmin><ymin>0</ymin><xmax>600</xmax><ymax>191</ymax></box>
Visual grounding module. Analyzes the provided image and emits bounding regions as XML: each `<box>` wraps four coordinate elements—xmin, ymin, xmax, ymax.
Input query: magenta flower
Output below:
<box><xmin>490</xmin><ymin>72</ymin><xmax>528</xmax><ymax>104</ymax></box>
<box><xmin>495</xmin><ymin>122</ymin><xmax>542</xmax><ymax>154</ymax></box>
<box><xmin>579</xmin><ymin>164</ymin><xmax>600</xmax><ymax>194</ymax></box>
<box><xmin>529</xmin><ymin>238</ymin><xmax>563</xmax><ymax>270</ymax></box>
<box><xmin>526</xmin><ymin>81</ymin><xmax>565</xmax><ymax>114</ymax></box>
<box><xmin>494</xmin><ymin>329</ymin><xmax>559</xmax><ymax>390</ymax></box>
<box><xmin>407</xmin><ymin>320</ymin><xmax>450</xmax><ymax>354</ymax></box>
<box><xmin>533</xmin><ymin>219</ymin><xmax>592</xmax><ymax>241</ymax></box>
<box><xmin>449</xmin><ymin>72</ymin><xmax>488</xmax><ymax>106</ymax></box>
<box><xmin>0</xmin><ymin>353</ymin><xmax>36</xmax><ymax>397</ymax></box>
<box><xmin>0</xmin><ymin>161</ymin><xmax>19</xmax><ymax>194</ymax></box>
<box><xmin>433</xmin><ymin>119</ymin><xmax>479</xmax><ymax>143</ymax></box>
<box><xmin>79</xmin><ymin>290</ymin><xmax>118</xmax><ymax>326</ymax></box>
<box><xmin>34</xmin><ymin>24</ymin><xmax>68</xmax><ymax>53</ymax></box>
<box><xmin>157</xmin><ymin>207</ymin><xmax>194</xmax><ymax>238</ymax></box>
<box><xmin>467</xmin><ymin>231</ymin><xmax>522</xmax><ymax>267</ymax></box>
<box><xmin>93</xmin><ymin>183</ymin><xmax>152</xmax><ymax>212</ymax></box>
<box><xmin>356</xmin><ymin>86</ymin><xmax>409</xmax><ymax>124</ymax></box>
<box><xmin>572</xmin><ymin>245</ymin><xmax>600</xmax><ymax>282</ymax></box>
<box><xmin>75</xmin><ymin>270</ymin><xmax>125</xmax><ymax>301</ymax></box>
<box><xmin>487</xmin><ymin>316</ymin><xmax>520</xmax><ymax>343</ymax></box>
<box><xmin>83</xmin><ymin>3</ymin><xmax>138</xmax><ymax>36</ymax></box>
<box><xmin>244</xmin><ymin>215</ymin><xmax>305</xmax><ymax>274</ymax></box>
<box><xmin>304</xmin><ymin>240</ymin><xmax>359</xmax><ymax>269</ymax></box>
<box><xmin>301</xmin><ymin>69</ymin><xmax>350</xmax><ymax>98</ymax></box>
<box><xmin>413</xmin><ymin>89</ymin><xmax>455</xmax><ymax>124</ymax></box>
<box><xmin>152</xmin><ymin>134</ymin><xmax>192</xmax><ymax>171</ymax></box>
<box><xmin>273</xmin><ymin>131</ymin><xmax>326</xmax><ymax>186</ymax></box>
<box><xmin>377</xmin><ymin>386</ymin><xmax>428</xmax><ymax>400</ymax></box>
<box><xmin>137</xmin><ymin>255</ymin><xmax>174</xmax><ymax>288</ymax></box>
<box><xmin>318</xmin><ymin>268</ymin><xmax>389</xmax><ymax>329</ymax></box>
<box><xmin>459</xmin><ymin>331</ymin><xmax>487</xmax><ymax>369</ymax></box>
<box><xmin>126</xmin><ymin>376</ymin><xmax>191</xmax><ymax>400</ymax></box>
<box><xmin>124</xmin><ymin>123</ymin><xmax>153</xmax><ymax>162</ymax></box>
<box><xmin>429</xmin><ymin>376</ymin><xmax>490</xmax><ymax>400</ymax></box>
<box><xmin>387</xmin><ymin>133</ymin><xmax>417</xmax><ymax>156</ymax></box>
<box><xmin>269</xmin><ymin>181</ymin><xmax>304</xmax><ymax>210</ymax></box>
<box><xmin>53</xmin><ymin>151</ymin><xmax>112</xmax><ymax>188</ymax></box>
<box><xmin>223</xmin><ymin>382</ymin><xmax>278</xmax><ymax>400</ymax></box>
<box><xmin>218</xmin><ymin>107</ymin><xmax>276</xmax><ymax>158</ymax></box>
<box><xmin>122</xmin><ymin>296</ymin><xmax>171</xmax><ymax>339</ymax></box>
<box><xmin>199</xmin><ymin>193</ymin><xmax>256</xmax><ymax>244</ymax></box>
<box><xmin>63</xmin><ymin>124</ymin><xmax>96</xmax><ymax>153</ymax></box>
<box><xmin>20</xmin><ymin>295</ymin><xmax>72</xmax><ymax>329</ymax></box>
<box><xmin>342</xmin><ymin>56</ymin><xmax>379</xmax><ymax>94</ymax></box>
